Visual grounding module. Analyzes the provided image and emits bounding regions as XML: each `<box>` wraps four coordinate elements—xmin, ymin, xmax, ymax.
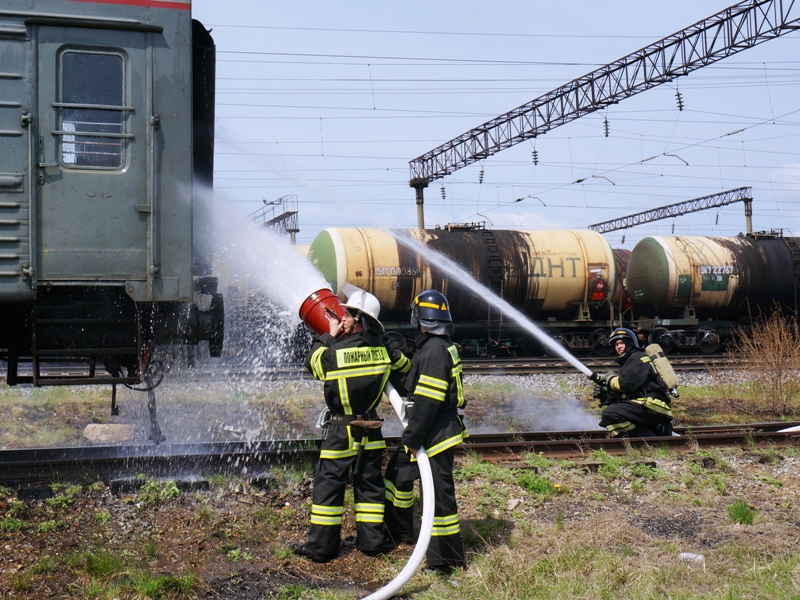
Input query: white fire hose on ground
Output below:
<box><xmin>361</xmin><ymin>381</ymin><xmax>435</xmax><ymax>600</ymax></box>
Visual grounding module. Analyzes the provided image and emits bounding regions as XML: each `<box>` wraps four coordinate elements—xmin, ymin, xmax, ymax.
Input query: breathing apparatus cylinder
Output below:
<box><xmin>645</xmin><ymin>343</ymin><xmax>679</xmax><ymax>396</ymax></box>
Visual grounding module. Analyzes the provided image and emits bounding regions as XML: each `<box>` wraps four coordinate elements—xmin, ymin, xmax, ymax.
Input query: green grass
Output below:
<box><xmin>727</xmin><ymin>499</ymin><xmax>757</xmax><ymax>525</ymax></box>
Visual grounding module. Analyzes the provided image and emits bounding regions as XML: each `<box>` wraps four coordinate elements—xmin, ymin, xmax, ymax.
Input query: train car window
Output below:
<box><xmin>58</xmin><ymin>51</ymin><xmax>126</xmax><ymax>169</ymax></box>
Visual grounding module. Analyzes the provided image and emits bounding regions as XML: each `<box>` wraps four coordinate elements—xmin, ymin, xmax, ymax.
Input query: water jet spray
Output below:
<box><xmin>390</xmin><ymin>231</ymin><xmax>596</xmax><ymax>378</ymax></box>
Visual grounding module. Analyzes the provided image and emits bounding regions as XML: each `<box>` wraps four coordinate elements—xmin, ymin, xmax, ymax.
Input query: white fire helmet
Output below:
<box><xmin>342</xmin><ymin>286</ymin><xmax>384</xmax><ymax>333</ymax></box>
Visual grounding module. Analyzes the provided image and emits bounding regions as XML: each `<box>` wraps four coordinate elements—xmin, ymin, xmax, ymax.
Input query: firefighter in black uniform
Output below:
<box><xmin>293</xmin><ymin>288</ymin><xmax>411</xmax><ymax>563</ymax></box>
<box><xmin>593</xmin><ymin>327</ymin><xmax>673</xmax><ymax>437</ymax></box>
<box><xmin>384</xmin><ymin>289</ymin><xmax>467</xmax><ymax>574</ymax></box>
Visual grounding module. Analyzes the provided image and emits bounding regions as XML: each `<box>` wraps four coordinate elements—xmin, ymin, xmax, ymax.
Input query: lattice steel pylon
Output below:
<box><xmin>408</xmin><ymin>0</ymin><xmax>800</xmax><ymax>228</ymax></box>
<box><xmin>587</xmin><ymin>187</ymin><xmax>753</xmax><ymax>234</ymax></box>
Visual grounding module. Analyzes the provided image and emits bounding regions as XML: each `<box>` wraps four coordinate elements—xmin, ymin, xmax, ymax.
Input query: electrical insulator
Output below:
<box><xmin>715</xmin><ymin>212</ymin><xmax>719</xmax><ymax>225</ymax></box>
<box><xmin>621</xmin><ymin>234</ymin><xmax>626</xmax><ymax>245</ymax></box>
<box><xmin>440</xmin><ymin>185</ymin><xmax>446</xmax><ymax>200</ymax></box>
<box><xmin>479</xmin><ymin>169</ymin><xmax>485</xmax><ymax>184</ymax></box>
<box><xmin>672</xmin><ymin>222</ymin><xmax>675</xmax><ymax>234</ymax></box>
<box><xmin>675</xmin><ymin>90</ymin><xmax>684</xmax><ymax>111</ymax></box>
<box><xmin>532</xmin><ymin>149</ymin><xmax>539</xmax><ymax>165</ymax></box>
<box><xmin>603</xmin><ymin>117</ymin><xmax>610</xmax><ymax>138</ymax></box>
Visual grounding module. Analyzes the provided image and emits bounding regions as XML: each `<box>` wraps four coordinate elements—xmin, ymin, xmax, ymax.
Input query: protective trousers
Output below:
<box><xmin>306</xmin><ymin>444</ymin><xmax>387</xmax><ymax>557</ymax></box>
<box><xmin>599</xmin><ymin>400</ymin><xmax>669</xmax><ymax>437</ymax></box>
<box><xmin>384</xmin><ymin>447</ymin><xmax>465</xmax><ymax>569</ymax></box>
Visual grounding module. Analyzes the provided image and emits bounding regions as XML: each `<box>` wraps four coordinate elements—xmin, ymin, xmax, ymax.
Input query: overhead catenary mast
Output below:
<box><xmin>408</xmin><ymin>0</ymin><xmax>800</xmax><ymax>228</ymax></box>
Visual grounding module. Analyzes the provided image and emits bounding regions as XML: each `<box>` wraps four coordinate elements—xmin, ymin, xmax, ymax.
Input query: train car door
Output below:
<box><xmin>35</xmin><ymin>26</ymin><xmax>150</xmax><ymax>285</ymax></box>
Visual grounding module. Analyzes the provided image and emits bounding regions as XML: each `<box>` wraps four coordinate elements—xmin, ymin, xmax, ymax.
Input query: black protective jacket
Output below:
<box><xmin>606</xmin><ymin>349</ymin><xmax>672</xmax><ymax>416</ymax></box>
<box><xmin>399</xmin><ymin>332</ymin><xmax>467</xmax><ymax>456</ymax></box>
<box><xmin>306</xmin><ymin>330</ymin><xmax>410</xmax><ymax>417</ymax></box>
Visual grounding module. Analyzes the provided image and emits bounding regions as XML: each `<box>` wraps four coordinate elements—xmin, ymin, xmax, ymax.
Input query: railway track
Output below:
<box><xmin>0</xmin><ymin>354</ymin><xmax>735</xmax><ymax>383</ymax></box>
<box><xmin>460</xmin><ymin>354</ymin><xmax>734</xmax><ymax>375</ymax></box>
<box><xmin>162</xmin><ymin>354</ymin><xmax>735</xmax><ymax>381</ymax></box>
<box><xmin>2</xmin><ymin>422</ymin><xmax>797</xmax><ymax>487</ymax></box>
<box><xmin>180</xmin><ymin>354</ymin><xmax>735</xmax><ymax>379</ymax></box>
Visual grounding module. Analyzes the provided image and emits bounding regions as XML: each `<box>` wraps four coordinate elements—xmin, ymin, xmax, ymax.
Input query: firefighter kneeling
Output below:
<box><xmin>590</xmin><ymin>328</ymin><xmax>674</xmax><ymax>438</ymax></box>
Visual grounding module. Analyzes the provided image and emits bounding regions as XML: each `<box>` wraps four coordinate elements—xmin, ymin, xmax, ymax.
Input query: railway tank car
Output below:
<box><xmin>0</xmin><ymin>0</ymin><xmax>224</xmax><ymax>386</ymax></box>
<box><xmin>625</xmin><ymin>232</ymin><xmax>800</xmax><ymax>353</ymax></box>
<box><xmin>307</xmin><ymin>227</ymin><xmax>622</xmax><ymax>356</ymax></box>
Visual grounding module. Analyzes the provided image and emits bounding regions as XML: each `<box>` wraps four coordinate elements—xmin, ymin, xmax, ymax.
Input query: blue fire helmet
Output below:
<box><xmin>608</xmin><ymin>327</ymin><xmax>639</xmax><ymax>349</ymax></box>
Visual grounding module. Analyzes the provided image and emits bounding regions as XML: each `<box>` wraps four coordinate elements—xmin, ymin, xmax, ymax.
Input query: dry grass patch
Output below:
<box><xmin>707</xmin><ymin>305</ymin><xmax>800</xmax><ymax>419</ymax></box>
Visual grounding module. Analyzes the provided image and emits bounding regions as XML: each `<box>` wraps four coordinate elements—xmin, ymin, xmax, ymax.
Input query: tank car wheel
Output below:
<box><xmin>697</xmin><ymin>327</ymin><xmax>720</xmax><ymax>354</ymax></box>
<box><xmin>515</xmin><ymin>337</ymin><xmax>538</xmax><ymax>357</ymax></box>
<box><xmin>649</xmin><ymin>327</ymin><xmax>676</xmax><ymax>354</ymax></box>
<box><xmin>543</xmin><ymin>332</ymin><xmax>568</xmax><ymax>357</ymax></box>
<box><xmin>591</xmin><ymin>328</ymin><xmax>613</xmax><ymax>356</ymax></box>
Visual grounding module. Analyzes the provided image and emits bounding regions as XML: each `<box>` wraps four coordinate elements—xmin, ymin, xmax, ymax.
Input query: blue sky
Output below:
<box><xmin>192</xmin><ymin>1</ymin><xmax>800</xmax><ymax>249</ymax></box>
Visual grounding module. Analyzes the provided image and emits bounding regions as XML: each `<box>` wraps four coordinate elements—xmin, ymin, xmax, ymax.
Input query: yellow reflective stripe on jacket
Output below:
<box><xmin>310</xmin><ymin>504</ymin><xmax>343</xmax><ymax>526</ymax></box>
<box><xmin>414</xmin><ymin>374</ymin><xmax>448</xmax><ymax>401</ymax></box>
<box><xmin>329</xmin><ymin>364</ymin><xmax>395</xmax><ymax>414</ymax></box>
<box><xmin>309</xmin><ymin>345</ymin><xmax>327</xmax><ymax>381</ymax></box>
<box><xmin>326</xmin><ymin>364</ymin><xmax>393</xmax><ymax>380</ymax></box>
<box><xmin>337</xmin><ymin>377</ymin><xmax>352</xmax><ymax>414</ymax></box>
<box><xmin>392</xmin><ymin>353</ymin><xmax>411</xmax><ymax>373</ymax></box>
<box><xmin>432</xmin><ymin>513</ymin><xmax>460</xmax><ymax>536</ymax></box>
<box><xmin>448</xmin><ymin>344</ymin><xmax>466</xmax><ymax>407</ymax></box>
<box><xmin>384</xmin><ymin>480</ymin><xmax>415</xmax><ymax>508</ymax></box>
<box><xmin>425</xmin><ymin>431</ymin><xmax>465</xmax><ymax>458</ymax></box>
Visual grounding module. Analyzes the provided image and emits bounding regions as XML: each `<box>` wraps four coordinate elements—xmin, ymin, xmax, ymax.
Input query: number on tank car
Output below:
<box><xmin>699</xmin><ymin>265</ymin><xmax>734</xmax><ymax>275</ymax></box>
<box><xmin>375</xmin><ymin>266</ymin><xmax>418</xmax><ymax>277</ymax></box>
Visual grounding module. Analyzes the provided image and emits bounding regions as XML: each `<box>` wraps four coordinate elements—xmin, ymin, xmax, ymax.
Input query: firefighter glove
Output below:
<box><xmin>603</xmin><ymin>371</ymin><xmax>620</xmax><ymax>390</ymax></box>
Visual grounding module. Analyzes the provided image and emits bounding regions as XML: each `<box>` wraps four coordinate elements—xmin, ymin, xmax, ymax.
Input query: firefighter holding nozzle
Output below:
<box><xmin>590</xmin><ymin>327</ymin><xmax>674</xmax><ymax>437</ymax></box>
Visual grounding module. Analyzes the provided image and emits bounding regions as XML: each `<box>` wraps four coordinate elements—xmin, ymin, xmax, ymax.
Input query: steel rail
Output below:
<box><xmin>1</xmin><ymin>422</ymin><xmax>797</xmax><ymax>486</ymax></box>
<box><xmin>168</xmin><ymin>355</ymin><xmax>734</xmax><ymax>380</ymax></box>
<box><xmin>0</xmin><ymin>354</ymin><xmax>738</xmax><ymax>382</ymax></box>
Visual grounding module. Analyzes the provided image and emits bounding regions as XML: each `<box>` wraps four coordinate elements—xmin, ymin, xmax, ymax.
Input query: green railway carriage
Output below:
<box><xmin>0</xmin><ymin>0</ymin><xmax>223</xmax><ymax>385</ymax></box>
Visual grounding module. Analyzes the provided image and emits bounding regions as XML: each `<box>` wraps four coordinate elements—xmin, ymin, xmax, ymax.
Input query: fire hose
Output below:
<box><xmin>360</xmin><ymin>381</ymin><xmax>435</xmax><ymax>600</ymax></box>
